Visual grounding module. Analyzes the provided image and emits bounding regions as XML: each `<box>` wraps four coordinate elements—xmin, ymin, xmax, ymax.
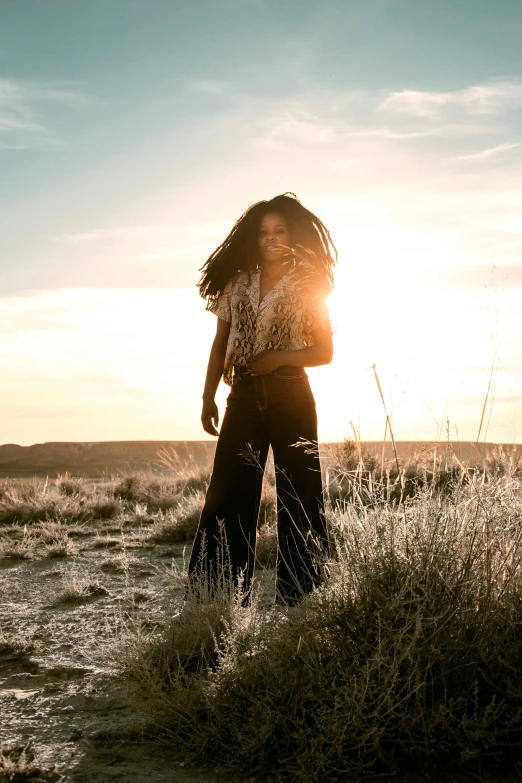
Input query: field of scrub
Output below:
<box><xmin>1</xmin><ymin>442</ymin><xmax>522</xmax><ymax>783</ymax></box>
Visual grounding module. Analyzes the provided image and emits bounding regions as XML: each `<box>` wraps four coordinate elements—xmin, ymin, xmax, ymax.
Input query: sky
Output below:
<box><xmin>1</xmin><ymin>0</ymin><xmax>521</xmax><ymax>446</ymax></box>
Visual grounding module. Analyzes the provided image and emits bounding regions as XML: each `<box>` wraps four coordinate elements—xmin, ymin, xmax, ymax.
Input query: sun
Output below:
<box><xmin>308</xmin><ymin>214</ymin><xmax>499</xmax><ymax>442</ymax></box>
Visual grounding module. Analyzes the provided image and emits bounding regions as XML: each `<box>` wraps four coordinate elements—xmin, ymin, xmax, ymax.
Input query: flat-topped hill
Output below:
<box><xmin>0</xmin><ymin>440</ymin><xmax>520</xmax><ymax>478</ymax></box>
<box><xmin>0</xmin><ymin>441</ymin><xmax>216</xmax><ymax>478</ymax></box>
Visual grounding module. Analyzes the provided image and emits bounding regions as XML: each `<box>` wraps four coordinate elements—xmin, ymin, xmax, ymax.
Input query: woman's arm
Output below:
<box><xmin>246</xmin><ymin>328</ymin><xmax>333</xmax><ymax>377</ymax></box>
<box><xmin>201</xmin><ymin>317</ymin><xmax>231</xmax><ymax>436</ymax></box>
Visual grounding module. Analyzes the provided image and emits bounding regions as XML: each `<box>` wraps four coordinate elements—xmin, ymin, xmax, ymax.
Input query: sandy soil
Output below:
<box><xmin>0</xmin><ymin>524</ymin><xmax>239</xmax><ymax>783</ymax></box>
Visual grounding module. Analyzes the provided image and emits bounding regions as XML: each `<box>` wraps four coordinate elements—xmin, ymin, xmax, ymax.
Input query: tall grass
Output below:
<box><xmin>113</xmin><ymin>467</ymin><xmax>211</xmax><ymax>511</ymax></box>
<box><xmin>0</xmin><ymin>470</ymin><xmax>212</xmax><ymax>530</ymax></box>
<box><xmin>110</xmin><ymin>464</ymin><xmax>522</xmax><ymax>781</ymax></box>
<box><xmin>0</xmin><ymin>477</ymin><xmax>120</xmax><ymax>525</ymax></box>
<box><xmin>326</xmin><ymin>438</ymin><xmax>522</xmax><ymax>506</ymax></box>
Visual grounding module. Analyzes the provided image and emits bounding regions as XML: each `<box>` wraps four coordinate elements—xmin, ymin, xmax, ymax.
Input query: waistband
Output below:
<box><xmin>230</xmin><ymin>363</ymin><xmax>306</xmax><ymax>385</ymax></box>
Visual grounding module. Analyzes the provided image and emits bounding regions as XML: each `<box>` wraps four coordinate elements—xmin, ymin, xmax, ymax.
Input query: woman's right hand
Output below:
<box><xmin>201</xmin><ymin>398</ymin><xmax>220</xmax><ymax>436</ymax></box>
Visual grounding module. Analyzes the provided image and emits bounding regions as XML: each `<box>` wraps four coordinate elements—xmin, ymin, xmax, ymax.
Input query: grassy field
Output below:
<box><xmin>1</xmin><ymin>442</ymin><xmax>521</xmax><ymax>782</ymax></box>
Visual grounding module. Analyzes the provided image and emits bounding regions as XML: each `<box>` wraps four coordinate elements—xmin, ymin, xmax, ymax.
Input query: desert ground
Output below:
<box><xmin>1</xmin><ymin>441</ymin><xmax>522</xmax><ymax>782</ymax></box>
<box><xmin>0</xmin><ymin>478</ymin><xmax>225</xmax><ymax>781</ymax></box>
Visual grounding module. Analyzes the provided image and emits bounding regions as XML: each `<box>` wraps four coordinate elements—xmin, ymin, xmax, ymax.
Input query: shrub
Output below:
<box><xmin>53</xmin><ymin>574</ymin><xmax>109</xmax><ymax>604</ymax></box>
<box><xmin>0</xmin><ymin>527</ymin><xmax>36</xmax><ymax>560</ymax></box>
<box><xmin>116</xmin><ymin>473</ymin><xmax>522</xmax><ymax>782</ymax></box>
<box><xmin>0</xmin><ymin>632</ymin><xmax>36</xmax><ymax>657</ymax></box>
<box><xmin>0</xmin><ymin>479</ymin><xmax>121</xmax><ymax>527</ymax></box>
<box><xmin>114</xmin><ymin>474</ymin><xmax>182</xmax><ymax>512</ymax></box>
<box><xmin>0</xmin><ymin>739</ymin><xmax>60</xmax><ymax>782</ymax></box>
<box><xmin>0</xmin><ymin>497</ymin><xmax>60</xmax><ymax>526</ymax></box>
<box><xmin>89</xmin><ymin>498</ymin><xmax>121</xmax><ymax>520</ymax></box>
<box><xmin>100</xmin><ymin>553</ymin><xmax>139</xmax><ymax>572</ymax></box>
<box><xmin>149</xmin><ymin>492</ymin><xmax>205</xmax><ymax>544</ymax></box>
<box><xmin>55</xmin><ymin>473</ymin><xmax>87</xmax><ymax>497</ymax></box>
<box><xmin>114</xmin><ymin>469</ymin><xmax>210</xmax><ymax>512</ymax></box>
<box><xmin>113</xmin><ymin>475</ymin><xmax>143</xmax><ymax>501</ymax></box>
<box><xmin>181</xmin><ymin>472</ymin><xmax>211</xmax><ymax>496</ymax></box>
<box><xmin>45</xmin><ymin>538</ymin><xmax>78</xmax><ymax>558</ymax></box>
<box><xmin>483</xmin><ymin>443</ymin><xmax>522</xmax><ymax>477</ymax></box>
<box><xmin>326</xmin><ymin>438</ymin><xmax>477</xmax><ymax>506</ymax></box>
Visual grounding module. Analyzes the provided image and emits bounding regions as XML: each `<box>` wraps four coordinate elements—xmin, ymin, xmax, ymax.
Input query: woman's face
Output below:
<box><xmin>257</xmin><ymin>212</ymin><xmax>292</xmax><ymax>265</ymax></box>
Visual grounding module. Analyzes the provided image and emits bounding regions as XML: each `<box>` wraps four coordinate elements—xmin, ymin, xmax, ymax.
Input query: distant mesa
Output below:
<box><xmin>0</xmin><ymin>440</ymin><xmax>519</xmax><ymax>478</ymax></box>
<box><xmin>0</xmin><ymin>440</ymin><xmax>217</xmax><ymax>478</ymax></box>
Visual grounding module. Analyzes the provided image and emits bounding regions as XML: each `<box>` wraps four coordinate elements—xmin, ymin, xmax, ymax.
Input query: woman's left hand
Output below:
<box><xmin>246</xmin><ymin>350</ymin><xmax>285</xmax><ymax>376</ymax></box>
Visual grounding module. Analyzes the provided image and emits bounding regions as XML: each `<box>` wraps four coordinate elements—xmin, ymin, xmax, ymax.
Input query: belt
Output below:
<box><xmin>231</xmin><ymin>363</ymin><xmax>251</xmax><ymax>384</ymax></box>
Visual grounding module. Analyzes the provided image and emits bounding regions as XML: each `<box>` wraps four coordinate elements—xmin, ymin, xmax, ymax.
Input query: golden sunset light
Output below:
<box><xmin>2</xmin><ymin>0</ymin><xmax>521</xmax><ymax>449</ymax></box>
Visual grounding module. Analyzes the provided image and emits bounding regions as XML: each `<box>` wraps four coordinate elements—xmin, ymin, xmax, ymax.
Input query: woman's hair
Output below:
<box><xmin>198</xmin><ymin>193</ymin><xmax>337</xmax><ymax>310</ymax></box>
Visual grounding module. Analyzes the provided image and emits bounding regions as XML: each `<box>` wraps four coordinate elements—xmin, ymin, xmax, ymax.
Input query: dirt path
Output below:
<box><xmin>0</xmin><ymin>526</ymin><xmax>229</xmax><ymax>782</ymax></box>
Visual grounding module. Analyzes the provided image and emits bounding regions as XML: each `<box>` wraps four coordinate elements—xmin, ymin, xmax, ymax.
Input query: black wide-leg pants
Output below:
<box><xmin>188</xmin><ymin>366</ymin><xmax>328</xmax><ymax>606</ymax></box>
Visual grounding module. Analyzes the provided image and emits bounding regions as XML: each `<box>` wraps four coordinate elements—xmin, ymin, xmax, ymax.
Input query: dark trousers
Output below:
<box><xmin>188</xmin><ymin>366</ymin><xmax>328</xmax><ymax>606</ymax></box>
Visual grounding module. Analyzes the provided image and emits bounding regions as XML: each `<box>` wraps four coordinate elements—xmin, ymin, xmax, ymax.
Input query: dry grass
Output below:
<box><xmin>2</xmin><ymin>451</ymin><xmax>522</xmax><ymax>780</ymax></box>
<box><xmin>92</xmin><ymin>535</ymin><xmax>121</xmax><ymax>549</ymax></box>
<box><xmin>0</xmin><ymin>521</ymin><xmax>82</xmax><ymax>560</ymax></box>
<box><xmin>0</xmin><ymin>528</ymin><xmax>36</xmax><ymax>560</ymax></box>
<box><xmin>38</xmin><ymin>520</ymin><xmax>79</xmax><ymax>558</ymax></box>
<box><xmin>108</xmin><ymin>463</ymin><xmax>522</xmax><ymax>783</ymax></box>
<box><xmin>254</xmin><ymin>482</ymin><xmax>278</xmax><ymax>566</ymax></box>
<box><xmin>45</xmin><ymin>538</ymin><xmax>78</xmax><ymax>558</ymax></box>
<box><xmin>55</xmin><ymin>472</ymin><xmax>89</xmax><ymax>497</ymax></box>
<box><xmin>0</xmin><ymin>470</ymin><xmax>210</xmax><ymax>563</ymax></box>
<box><xmin>52</xmin><ymin>573</ymin><xmax>109</xmax><ymax>605</ymax></box>
<box><xmin>0</xmin><ymin>478</ymin><xmax>120</xmax><ymax>526</ymax></box>
<box><xmin>113</xmin><ymin>471</ymin><xmax>209</xmax><ymax>513</ymax></box>
<box><xmin>0</xmin><ymin>631</ymin><xmax>37</xmax><ymax>658</ymax></box>
<box><xmin>0</xmin><ymin>739</ymin><xmax>60</xmax><ymax>782</ymax></box>
<box><xmin>326</xmin><ymin>439</ymin><xmax>522</xmax><ymax>508</ymax></box>
<box><xmin>100</xmin><ymin>552</ymin><xmax>139</xmax><ymax>572</ymax></box>
<box><xmin>148</xmin><ymin>492</ymin><xmax>205</xmax><ymax>544</ymax></box>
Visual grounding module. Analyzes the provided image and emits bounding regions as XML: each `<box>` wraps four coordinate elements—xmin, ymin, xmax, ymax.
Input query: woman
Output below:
<box><xmin>187</xmin><ymin>193</ymin><xmax>336</xmax><ymax>608</ymax></box>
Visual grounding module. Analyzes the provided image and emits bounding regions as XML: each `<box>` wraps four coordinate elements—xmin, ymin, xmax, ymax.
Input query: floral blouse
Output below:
<box><xmin>210</xmin><ymin>268</ymin><xmax>331</xmax><ymax>386</ymax></box>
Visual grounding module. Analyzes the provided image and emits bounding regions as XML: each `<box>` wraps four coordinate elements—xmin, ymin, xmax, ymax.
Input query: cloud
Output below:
<box><xmin>0</xmin><ymin>77</ymin><xmax>92</xmax><ymax>147</ymax></box>
<box><xmin>346</xmin><ymin>127</ymin><xmax>435</xmax><ymax>139</ymax></box>
<box><xmin>0</xmin><ymin>141</ymin><xmax>29</xmax><ymax>149</ymax></box>
<box><xmin>57</xmin><ymin>221</ymin><xmax>230</xmax><ymax>247</ymax></box>
<box><xmin>25</xmin><ymin>221</ymin><xmax>234</xmax><ymax>291</ymax></box>
<box><xmin>39</xmin><ymin>87</ymin><xmax>93</xmax><ymax>107</ymax></box>
<box><xmin>189</xmin><ymin>78</ymin><xmax>235</xmax><ymax>95</ymax></box>
<box><xmin>455</xmin><ymin>141</ymin><xmax>522</xmax><ymax>162</ymax></box>
<box><xmin>0</xmin><ymin>78</ymin><xmax>43</xmax><ymax>135</ymax></box>
<box><xmin>381</xmin><ymin>81</ymin><xmax>522</xmax><ymax>118</ymax></box>
<box><xmin>223</xmin><ymin>81</ymin><xmax>517</xmax><ymax>158</ymax></box>
<box><xmin>253</xmin><ymin>110</ymin><xmax>342</xmax><ymax>150</ymax></box>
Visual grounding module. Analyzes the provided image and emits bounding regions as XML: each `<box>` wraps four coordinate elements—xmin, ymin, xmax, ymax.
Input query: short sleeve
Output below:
<box><xmin>209</xmin><ymin>280</ymin><xmax>232</xmax><ymax>322</ymax></box>
<box><xmin>306</xmin><ymin>294</ymin><xmax>332</xmax><ymax>333</ymax></box>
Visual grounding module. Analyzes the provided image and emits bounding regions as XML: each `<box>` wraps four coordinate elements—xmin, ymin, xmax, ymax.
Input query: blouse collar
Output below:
<box><xmin>253</xmin><ymin>268</ymin><xmax>291</xmax><ymax>313</ymax></box>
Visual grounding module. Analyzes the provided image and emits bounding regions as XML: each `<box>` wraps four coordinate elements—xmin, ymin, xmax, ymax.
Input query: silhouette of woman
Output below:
<box><xmin>187</xmin><ymin>193</ymin><xmax>336</xmax><ymax>608</ymax></box>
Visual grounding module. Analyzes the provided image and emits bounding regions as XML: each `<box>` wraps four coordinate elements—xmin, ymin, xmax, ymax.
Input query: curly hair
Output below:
<box><xmin>198</xmin><ymin>193</ymin><xmax>337</xmax><ymax>311</ymax></box>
